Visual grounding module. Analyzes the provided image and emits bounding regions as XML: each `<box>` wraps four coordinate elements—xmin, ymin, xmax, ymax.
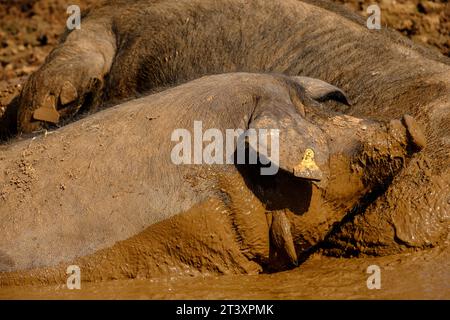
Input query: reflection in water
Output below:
<box><xmin>1</xmin><ymin>245</ymin><xmax>449</xmax><ymax>299</ymax></box>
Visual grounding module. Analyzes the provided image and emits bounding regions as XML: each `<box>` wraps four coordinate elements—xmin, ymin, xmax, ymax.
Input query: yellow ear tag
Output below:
<box><xmin>293</xmin><ymin>148</ymin><xmax>323</xmax><ymax>181</ymax></box>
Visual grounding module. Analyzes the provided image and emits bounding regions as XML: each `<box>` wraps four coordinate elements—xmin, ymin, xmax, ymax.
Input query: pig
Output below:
<box><xmin>12</xmin><ymin>0</ymin><xmax>448</xmax><ymax>256</ymax></box>
<box><xmin>0</xmin><ymin>73</ymin><xmax>423</xmax><ymax>285</ymax></box>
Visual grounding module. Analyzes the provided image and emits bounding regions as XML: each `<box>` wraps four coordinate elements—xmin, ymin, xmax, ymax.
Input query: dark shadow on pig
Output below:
<box><xmin>0</xmin><ymin>96</ymin><xmax>18</xmax><ymax>141</ymax></box>
<box><xmin>233</xmin><ymin>150</ymin><xmax>316</xmax><ymax>272</ymax></box>
<box><xmin>237</xmin><ymin>162</ymin><xmax>313</xmax><ymax>215</ymax></box>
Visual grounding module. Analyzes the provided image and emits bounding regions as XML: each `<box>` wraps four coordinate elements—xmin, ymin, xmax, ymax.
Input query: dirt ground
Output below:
<box><xmin>336</xmin><ymin>0</ymin><xmax>449</xmax><ymax>56</ymax></box>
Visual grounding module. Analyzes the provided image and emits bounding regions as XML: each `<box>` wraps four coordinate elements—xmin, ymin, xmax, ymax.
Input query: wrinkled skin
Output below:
<box><xmin>9</xmin><ymin>0</ymin><xmax>449</xmax><ymax>256</ymax></box>
<box><xmin>0</xmin><ymin>73</ymin><xmax>422</xmax><ymax>285</ymax></box>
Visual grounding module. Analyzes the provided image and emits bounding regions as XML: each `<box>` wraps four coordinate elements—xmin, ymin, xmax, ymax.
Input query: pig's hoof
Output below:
<box><xmin>270</xmin><ymin>210</ymin><xmax>298</xmax><ymax>267</ymax></box>
<box><xmin>17</xmin><ymin>62</ymin><xmax>103</xmax><ymax>133</ymax></box>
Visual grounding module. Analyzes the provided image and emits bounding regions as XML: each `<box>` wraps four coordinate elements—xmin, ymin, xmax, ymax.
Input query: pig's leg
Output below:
<box><xmin>17</xmin><ymin>17</ymin><xmax>116</xmax><ymax>133</ymax></box>
<box><xmin>269</xmin><ymin>210</ymin><xmax>298</xmax><ymax>268</ymax></box>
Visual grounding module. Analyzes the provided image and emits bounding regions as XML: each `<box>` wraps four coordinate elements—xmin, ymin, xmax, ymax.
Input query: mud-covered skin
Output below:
<box><xmin>243</xmin><ymin>110</ymin><xmax>426</xmax><ymax>265</ymax></box>
<box><xmin>12</xmin><ymin>0</ymin><xmax>450</xmax><ymax>256</ymax></box>
<box><xmin>0</xmin><ymin>74</ymin><xmax>421</xmax><ymax>285</ymax></box>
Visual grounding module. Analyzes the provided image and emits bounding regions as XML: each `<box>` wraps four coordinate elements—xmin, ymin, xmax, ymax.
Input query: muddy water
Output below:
<box><xmin>1</xmin><ymin>246</ymin><xmax>448</xmax><ymax>299</ymax></box>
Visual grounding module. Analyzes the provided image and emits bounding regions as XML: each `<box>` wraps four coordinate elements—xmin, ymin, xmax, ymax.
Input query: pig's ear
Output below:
<box><xmin>247</xmin><ymin>101</ymin><xmax>330</xmax><ymax>268</ymax></box>
<box><xmin>247</xmin><ymin>101</ymin><xmax>330</xmax><ymax>181</ymax></box>
<box><xmin>292</xmin><ymin>76</ymin><xmax>351</xmax><ymax>106</ymax></box>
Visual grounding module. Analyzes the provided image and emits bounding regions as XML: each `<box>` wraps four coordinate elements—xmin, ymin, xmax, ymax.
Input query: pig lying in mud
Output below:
<box><xmin>0</xmin><ymin>73</ymin><xmax>424</xmax><ymax>285</ymax></box>
<box><xmin>9</xmin><ymin>0</ymin><xmax>449</xmax><ymax>256</ymax></box>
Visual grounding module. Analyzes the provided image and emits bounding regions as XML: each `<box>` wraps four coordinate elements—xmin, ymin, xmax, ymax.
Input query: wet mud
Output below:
<box><xmin>0</xmin><ymin>244</ymin><xmax>449</xmax><ymax>299</ymax></box>
<box><xmin>1</xmin><ymin>185</ymin><xmax>448</xmax><ymax>299</ymax></box>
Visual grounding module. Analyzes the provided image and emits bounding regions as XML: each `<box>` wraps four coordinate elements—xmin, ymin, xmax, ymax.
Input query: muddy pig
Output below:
<box><xmin>9</xmin><ymin>0</ymin><xmax>449</xmax><ymax>255</ymax></box>
<box><xmin>0</xmin><ymin>73</ymin><xmax>425</xmax><ymax>285</ymax></box>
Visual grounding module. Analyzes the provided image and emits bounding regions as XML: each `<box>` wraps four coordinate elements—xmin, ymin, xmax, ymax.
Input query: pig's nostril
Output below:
<box><xmin>402</xmin><ymin>114</ymin><xmax>427</xmax><ymax>150</ymax></box>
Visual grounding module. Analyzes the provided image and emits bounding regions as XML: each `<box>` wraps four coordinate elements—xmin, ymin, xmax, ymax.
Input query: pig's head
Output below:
<box><xmin>307</xmin><ymin>113</ymin><xmax>426</xmax><ymax>204</ymax></box>
<box><xmin>250</xmin><ymin>76</ymin><xmax>425</xmax><ymax>198</ymax></box>
<box><xmin>244</xmin><ymin>75</ymin><xmax>426</xmax><ymax>269</ymax></box>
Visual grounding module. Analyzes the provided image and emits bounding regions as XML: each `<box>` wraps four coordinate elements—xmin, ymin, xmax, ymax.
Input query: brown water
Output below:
<box><xmin>1</xmin><ymin>246</ymin><xmax>448</xmax><ymax>299</ymax></box>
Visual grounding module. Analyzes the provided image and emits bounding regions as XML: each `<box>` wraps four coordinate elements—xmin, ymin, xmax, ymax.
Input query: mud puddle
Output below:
<box><xmin>1</xmin><ymin>245</ymin><xmax>448</xmax><ymax>299</ymax></box>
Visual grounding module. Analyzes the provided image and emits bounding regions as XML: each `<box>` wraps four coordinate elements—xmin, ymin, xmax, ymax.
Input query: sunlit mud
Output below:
<box><xmin>1</xmin><ymin>245</ymin><xmax>448</xmax><ymax>299</ymax></box>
